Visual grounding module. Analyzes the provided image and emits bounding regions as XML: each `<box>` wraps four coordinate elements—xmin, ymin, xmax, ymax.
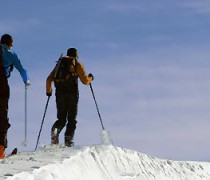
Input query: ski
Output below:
<box><xmin>6</xmin><ymin>148</ymin><xmax>17</xmax><ymax>158</ymax></box>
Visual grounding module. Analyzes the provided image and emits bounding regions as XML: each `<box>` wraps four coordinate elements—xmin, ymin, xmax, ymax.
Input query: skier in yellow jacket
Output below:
<box><xmin>46</xmin><ymin>48</ymin><xmax>93</xmax><ymax>147</ymax></box>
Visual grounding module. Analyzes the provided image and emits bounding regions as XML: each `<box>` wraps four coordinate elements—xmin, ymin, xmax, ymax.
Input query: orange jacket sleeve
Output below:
<box><xmin>75</xmin><ymin>62</ymin><xmax>92</xmax><ymax>85</ymax></box>
<box><xmin>46</xmin><ymin>65</ymin><xmax>56</xmax><ymax>94</ymax></box>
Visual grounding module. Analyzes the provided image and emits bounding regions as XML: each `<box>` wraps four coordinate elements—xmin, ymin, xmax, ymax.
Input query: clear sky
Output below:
<box><xmin>1</xmin><ymin>0</ymin><xmax>210</xmax><ymax>161</ymax></box>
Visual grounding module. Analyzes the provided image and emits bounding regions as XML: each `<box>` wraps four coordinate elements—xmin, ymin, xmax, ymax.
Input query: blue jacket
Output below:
<box><xmin>1</xmin><ymin>44</ymin><xmax>29</xmax><ymax>84</ymax></box>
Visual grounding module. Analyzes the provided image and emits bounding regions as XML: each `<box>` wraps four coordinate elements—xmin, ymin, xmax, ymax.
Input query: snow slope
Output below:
<box><xmin>0</xmin><ymin>144</ymin><xmax>210</xmax><ymax>180</ymax></box>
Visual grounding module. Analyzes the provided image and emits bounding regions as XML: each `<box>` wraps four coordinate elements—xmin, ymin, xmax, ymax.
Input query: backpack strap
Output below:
<box><xmin>0</xmin><ymin>44</ymin><xmax>4</xmax><ymax>70</ymax></box>
<box><xmin>0</xmin><ymin>44</ymin><xmax>14</xmax><ymax>78</ymax></box>
<box><xmin>54</xmin><ymin>54</ymin><xmax>63</xmax><ymax>79</ymax></box>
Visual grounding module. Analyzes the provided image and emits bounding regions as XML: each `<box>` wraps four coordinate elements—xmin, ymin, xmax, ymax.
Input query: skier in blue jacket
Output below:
<box><xmin>0</xmin><ymin>34</ymin><xmax>30</xmax><ymax>158</ymax></box>
<box><xmin>1</xmin><ymin>35</ymin><xmax>29</xmax><ymax>84</ymax></box>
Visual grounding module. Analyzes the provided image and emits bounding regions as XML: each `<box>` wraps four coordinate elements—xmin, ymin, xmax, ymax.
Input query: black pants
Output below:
<box><xmin>0</xmin><ymin>97</ymin><xmax>10</xmax><ymax>147</ymax></box>
<box><xmin>52</xmin><ymin>90</ymin><xmax>79</xmax><ymax>138</ymax></box>
<box><xmin>0</xmin><ymin>58</ymin><xmax>10</xmax><ymax>147</ymax></box>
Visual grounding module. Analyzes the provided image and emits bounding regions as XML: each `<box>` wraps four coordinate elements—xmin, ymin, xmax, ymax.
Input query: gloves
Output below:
<box><xmin>46</xmin><ymin>92</ymin><xmax>52</xmax><ymax>97</ymax></box>
<box><xmin>88</xmin><ymin>73</ymin><xmax>94</xmax><ymax>81</ymax></box>
<box><xmin>25</xmin><ymin>80</ymin><xmax>31</xmax><ymax>88</ymax></box>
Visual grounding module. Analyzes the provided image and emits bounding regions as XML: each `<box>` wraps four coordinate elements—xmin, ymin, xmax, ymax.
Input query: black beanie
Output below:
<box><xmin>67</xmin><ymin>48</ymin><xmax>78</xmax><ymax>57</ymax></box>
<box><xmin>1</xmin><ymin>34</ymin><xmax>13</xmax><ymax>46</ymax></box>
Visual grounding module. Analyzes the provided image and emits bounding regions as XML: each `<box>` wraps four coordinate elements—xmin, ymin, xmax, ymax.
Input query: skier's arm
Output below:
<box><xmin>46</xmin><ymin>66</ymin><xmax>56</xmax><ymax>95</ymax></box>
<box><xmin>76</xmin><ymin>63</ymin><xmax>92</xmax><ymax>85</ymax></box>
<box><xmin>7</xmin><ymin>52</ymin><xmax>30</xmax><ymax>85</ymax></box>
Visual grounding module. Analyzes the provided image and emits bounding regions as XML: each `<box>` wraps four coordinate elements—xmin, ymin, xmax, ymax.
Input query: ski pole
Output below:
<box><xmin>22</xmin><ymin>86</ymin><xmax>28</xmax><ymax>147</ymax></box>
<box><xmin>35</xmin><ymin>96</ymin><xmax>50</xmax><ymax>151</ymax></box>
<box><xmin>25</xmin><ymin>85</ymin><xmax>27</xmax><ymax>145</ymax></box>
<box><xmin>89</xmin><ymin>83</ymin><xmax>105</xmax><ymax>130</ymax></box>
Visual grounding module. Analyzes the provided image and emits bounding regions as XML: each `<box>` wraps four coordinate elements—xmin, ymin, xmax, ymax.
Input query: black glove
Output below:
<box><xmin>88</xmin><ymin>73</ymin><xmax>94</xmax><ymax>81</ymax></box>
<box><xmin>46</xmin><ymin>92</ymin><xmax>52</xmax><ymax>97</ymax></box>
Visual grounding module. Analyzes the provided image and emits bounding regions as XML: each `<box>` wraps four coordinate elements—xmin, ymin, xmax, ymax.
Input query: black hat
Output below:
<box><xmin>67</xmin><ymin>48</ymin><xmax>78</xmax><ymax>57</ymax></box>
<box><xmin>1</xmin><ymin>34</ymin><xmax>13</xmax><ymax>46</ymax></box>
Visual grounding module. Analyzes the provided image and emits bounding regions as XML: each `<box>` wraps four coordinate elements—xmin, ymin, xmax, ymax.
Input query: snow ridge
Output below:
<box><xmin>1</xmin><ymin>145</ymin><xmax>210</xmax><ymax>180</ymax></box>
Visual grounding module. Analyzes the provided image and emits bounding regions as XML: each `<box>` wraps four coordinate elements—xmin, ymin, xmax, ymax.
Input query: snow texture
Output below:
<box><xmin>0</xmin><ymin>144</ymin><xmax>210</xmax><ymax>180</ymax></box>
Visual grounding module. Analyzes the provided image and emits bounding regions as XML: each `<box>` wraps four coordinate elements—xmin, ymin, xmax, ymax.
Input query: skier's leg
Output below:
<box><xmin>0</xmin><ymin>98</ymin><xmax>10</xmax><ymax>158</ymax></box>
<box><xmin>51</xmin><ymin>94</ymin><xmax>67</xmax><ymax>144</ymax></box>
<box><xmin>65</xmin><ymin>94</ymin><xmax>78</xmax><ymax>147</ymax></box>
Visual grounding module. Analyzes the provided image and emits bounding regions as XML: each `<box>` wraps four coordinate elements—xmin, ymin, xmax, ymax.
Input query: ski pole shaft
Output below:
<box><xmin>89</xmin><ymin>83</ymin><xmax>105</xmax><ymax>130</ymax></box>
<box><xmin>25</xmin><ymin>86</ymin><xmax>27</xmax><ymax>142</ymax></box>
<box><xmin>23</xmin><ymin>86</ymin><xmax>28</xmax><ymax>147</ymax></box>
<box><xmin>35</xmin><ymin>96</ymin><xmax>50</xmax><ymax>151</ymax></box>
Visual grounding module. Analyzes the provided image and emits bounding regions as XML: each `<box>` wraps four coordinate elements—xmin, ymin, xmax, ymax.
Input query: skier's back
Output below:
<box><xmin>46</xmin><ymin>48</ymin><xmax>94</xmax><ymax>147</ymax></box>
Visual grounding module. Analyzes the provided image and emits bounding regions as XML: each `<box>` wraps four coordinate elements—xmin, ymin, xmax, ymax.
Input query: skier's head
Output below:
<box><xmin>1</xmin><ymin>34</ymin><xmax>13</xmax><ymax>48</ymax></box>
<box><xmin>67</xmin><ymin>48</ymin><xmax>78</xmax><ymax>59</ymax></box>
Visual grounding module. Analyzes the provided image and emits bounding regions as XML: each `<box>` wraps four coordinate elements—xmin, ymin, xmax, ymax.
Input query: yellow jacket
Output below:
<box><xmin>46</xmin><ymin>58</ymin><xmax>92</xmax><ymax>94</ymax></box>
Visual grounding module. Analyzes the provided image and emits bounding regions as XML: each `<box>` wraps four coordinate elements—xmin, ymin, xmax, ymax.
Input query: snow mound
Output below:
<box><xmin>0</xmin><ymin>145</ymin><xmax>210</xmax><ymax>180</ymax></box>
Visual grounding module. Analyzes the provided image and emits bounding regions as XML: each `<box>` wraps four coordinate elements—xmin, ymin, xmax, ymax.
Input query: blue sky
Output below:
<box><xmin>1</xmin><ymin>0</ymin><xmax>210</xmax><ymax>161</ymax></box>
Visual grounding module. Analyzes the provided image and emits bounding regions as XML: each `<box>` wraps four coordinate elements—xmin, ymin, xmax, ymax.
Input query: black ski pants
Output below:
<box><xmin>0</xmin><ymin>58</ymin><xmax>10</xmax><ymax>147</ymax></box>
<box><xmin>0</xmin><ymin>97</ymin><xmax>10</xmax><ymax>147</ymax></box>
<box><xmin>52</xmin><ymin>90</ymin><xmax>79</xmax><ymax>138</ymax></box>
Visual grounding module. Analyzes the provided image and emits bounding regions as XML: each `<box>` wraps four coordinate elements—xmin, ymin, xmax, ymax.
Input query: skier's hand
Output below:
<box><xmin>46</xmin><ymin>92</ymin><xmax>52</xmax><ymax>97</ymax></box>
<box><xmin>25</xmin><ymin>80</ymin><xmax>31</xmax><ymax>88</ymax></box>
<box><xmin>88</xmin><ymin>73</ymin><xmax>94</xmax><ymax>81</ymax></box>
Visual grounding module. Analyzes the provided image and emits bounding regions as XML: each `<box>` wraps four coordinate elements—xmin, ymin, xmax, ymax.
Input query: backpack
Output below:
<box><xmin>0</xmin><ymin>44</ymin><xmax>5</xmax><ymax>74</ymax></box>
<box><xmin>0</xmin><ymin>44</ymin><xmax>3</xmax><ymax>61</ymax></box>
<box><xmin>0</xmin><ymin>44</ymin><xmax>9</xmax><ymax>98</ymax></box>
<box><xmin>54</xmin><ymin>56</ymin><xmax>78</xmax><ymax>88</ymax></box>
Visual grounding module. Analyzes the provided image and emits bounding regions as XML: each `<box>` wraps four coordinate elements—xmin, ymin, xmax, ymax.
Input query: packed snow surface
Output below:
<box><xmin>0</xmin><ymin>144</ymin><xmax>210</xmax><ymax>180</ymax></box>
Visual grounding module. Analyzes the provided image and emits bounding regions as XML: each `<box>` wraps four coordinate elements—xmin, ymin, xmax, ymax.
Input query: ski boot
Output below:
<box><xmin>65</xmin><ymin>136</ymin><xmax>74</xmax><ymax>147</ymax></box>
<box><xmin>0</xmin><ymin>145</ymin><xmax>5</xmax><ymax>159</ymax></box>
<box><xmin>51</xmin><ymin>128</ymin><xmax>59</xmax><ymax>145</ymax></box>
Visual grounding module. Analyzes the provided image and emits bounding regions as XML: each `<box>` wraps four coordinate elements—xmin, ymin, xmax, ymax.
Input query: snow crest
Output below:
<box><xmin>1</xmin><ymin>145</ymin><xmax>210</xmax><ymax>180</ymax></box>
